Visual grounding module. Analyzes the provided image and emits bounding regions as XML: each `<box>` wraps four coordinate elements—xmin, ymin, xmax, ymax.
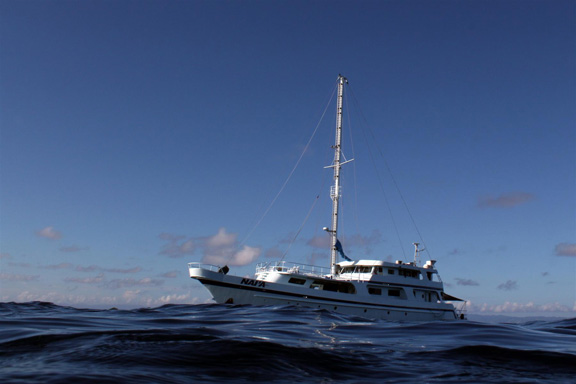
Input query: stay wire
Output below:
<box><xmin>348</xmin><ymin>84</ymin><xmax>431</xmax><ymax>260</ymax></box>
<box><xmin>351</xmin><ymin>84</ymin><xmax>432</xmax><ymax>259</ymax></box>
<box><xmin>238</xmin><ymin>81</ymin><xmax>339</xmax><ymax>250</ymax></box>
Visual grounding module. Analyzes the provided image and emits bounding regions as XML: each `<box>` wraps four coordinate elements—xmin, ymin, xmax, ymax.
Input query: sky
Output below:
<box><xmin>1</xmin><ymin>0</ymin><xmax>575</xmax><ymax>316</ymax></box>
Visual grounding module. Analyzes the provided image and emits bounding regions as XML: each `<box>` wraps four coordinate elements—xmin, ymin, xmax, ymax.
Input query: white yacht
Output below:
<box><xmin>189</xmin><ymin>75</ymin><xmax>466</xmax><ymax>321</ymax></box>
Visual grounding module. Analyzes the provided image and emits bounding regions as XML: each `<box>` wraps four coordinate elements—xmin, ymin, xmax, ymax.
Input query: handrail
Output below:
<box><xmin>256</xmin><ymin>261</ymin><xmax>329</xmax><ymax>277</ymax></box>
<box><xmin>187</xmin><ymin>262</ymin><xmax>221</xmax><ymax>272</ymax></box>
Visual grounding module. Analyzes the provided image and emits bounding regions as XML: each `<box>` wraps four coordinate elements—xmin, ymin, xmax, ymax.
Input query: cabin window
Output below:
<box><xmin>368</xmin><ymin>287</ymin><xmax>382</xmax><ymax>295</ymax></box>
<box><xmin>388</xmin><ymin>269</ymin><xmax>395</xmax><ymax>275</ymax></box>
<box><xmin>288</xmin><ymin>277</ymin><xmax>306</xmax><ymax>285</ymax></box>
<box><xmin>310</xmin><ymin>280</ymin><xmax>356</xmax><ymax>294</ymax></box>
<box><xmin>388</xmin><ymin>289</ymin><xmax>401</xmax><ymax>297</ymax></box>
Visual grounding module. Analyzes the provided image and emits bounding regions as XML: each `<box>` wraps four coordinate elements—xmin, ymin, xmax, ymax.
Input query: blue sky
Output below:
<box><xmin>1</xmin><ymin>0</ymin><xmax>574</xmax><ymax>315</ymax></box>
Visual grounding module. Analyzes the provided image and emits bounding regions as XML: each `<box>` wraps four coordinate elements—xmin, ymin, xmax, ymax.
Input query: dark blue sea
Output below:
<box><xmin>1</xmin><ymin>302</ymin><xmax>575</xmax><ymax>383</ymax></box>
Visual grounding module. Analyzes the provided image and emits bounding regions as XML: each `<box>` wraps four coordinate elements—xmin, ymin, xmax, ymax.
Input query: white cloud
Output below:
<box><xmin>473</xmin><ymin>301</ymin><xmax>575</xmax><ymax>314</ymax></box>
<box><xmin>106</xmin><ymin>277</ymin><xmax>164</xmax><ymax>289</ymax></box>
<box><xmin>206</xmin><ymin>228</ymin><xmax>236</xmax><ymax>248</ymax></box>
<box><xmin>36</xmin><ymin>226</ymin><xmax>62</xmax><ymax>240</ymax></box>
<box><xmin>200</xmin><ymin>228</ymin><xmax>261</xmax><ymax>266</ymax></box>
<box><xmin>203</xmin><ymin>244</ymin><xmax>261</xmax><ymax>266</ymax></box>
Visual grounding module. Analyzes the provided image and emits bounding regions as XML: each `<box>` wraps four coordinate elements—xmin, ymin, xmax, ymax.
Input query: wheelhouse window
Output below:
<box><xmin>288</xmin><ymin>277</ymin><xmax>306</xmax><ymax>285</ymax></box>
<box><xmin>399</xmin><ymin>269</ymin><xmax>420</xmax><ymax>278</ymax></box>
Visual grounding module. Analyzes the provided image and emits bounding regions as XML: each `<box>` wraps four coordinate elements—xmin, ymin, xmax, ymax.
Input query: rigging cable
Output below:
<box><xmin>238</xmin><ymin>81</ymin><xmax>338</xmax><ymax>249</ymax></box>
<box><xmin>347</xmin><ymin>84</ymin><xmax>432</xmax><ymax>261</ymax></box>
<box><xmin>348</xmin><ymin>84</ymin><xmax>431</xmax><ymax>260</ymax></box>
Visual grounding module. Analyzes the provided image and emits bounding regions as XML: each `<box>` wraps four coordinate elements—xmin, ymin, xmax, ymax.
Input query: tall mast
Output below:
<box><xmin>329</xmin><ymin>75</ymin><xmax>348</xmax><ymax>275</ymax></box>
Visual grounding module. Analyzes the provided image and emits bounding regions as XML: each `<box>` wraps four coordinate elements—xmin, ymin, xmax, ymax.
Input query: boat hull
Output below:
<box><xmin>190</xmin><ymin>266</ymin><xmax>459</xmax><ymax>321</ymax></box>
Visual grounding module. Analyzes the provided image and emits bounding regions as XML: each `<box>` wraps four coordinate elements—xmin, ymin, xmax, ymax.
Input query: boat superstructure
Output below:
<box><xmin>188</xmin><ymin>75</ymin><xmax>466</xmax><ymax>321</ymax></box>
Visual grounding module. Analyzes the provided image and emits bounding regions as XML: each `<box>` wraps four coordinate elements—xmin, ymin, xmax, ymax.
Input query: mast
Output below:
<box><xmin>328</xmin><ymin>75</ymin><xmax>348</xmax><ymax>275</ymax></box>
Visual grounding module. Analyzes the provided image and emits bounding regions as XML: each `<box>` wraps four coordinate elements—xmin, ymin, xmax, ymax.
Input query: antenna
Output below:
<box><xmin>413</xmin><ymin>242</ymin><xmax>425</xmax><ymax>267</ymax></box>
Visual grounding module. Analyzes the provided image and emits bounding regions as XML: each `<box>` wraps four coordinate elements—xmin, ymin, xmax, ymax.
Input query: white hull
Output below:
<box><xmin>190</xmin><ymin>264</ymin><xmax>463</xmax><ymax>321</ymax></box>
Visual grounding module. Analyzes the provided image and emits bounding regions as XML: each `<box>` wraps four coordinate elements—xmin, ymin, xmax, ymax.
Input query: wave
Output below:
<box><xmin>1</xmin><ymin>302</ymin><xmax>575</xmax><ymax>383</ymax></box>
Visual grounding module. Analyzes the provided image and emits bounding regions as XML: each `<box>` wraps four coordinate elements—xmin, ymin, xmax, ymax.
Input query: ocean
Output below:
<box><xmin>0</xmin><ymin>302</ymin><xmax>574</xmax><ymax>383</ymax></box>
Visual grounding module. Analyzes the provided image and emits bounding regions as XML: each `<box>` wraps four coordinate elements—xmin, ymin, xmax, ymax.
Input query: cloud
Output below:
<box><xmin>74</xmin><ymin>265</ymin><xmax>142</xmax><ymax>274</ymax></box>
<box><xmin>64</xmin><ymin>274</ymin><xmax>105</xmax><ymax>284</ymax></box>
<box><xmin>478</xmin><ymin>192</ymin><xmax>534</xmax><ymax>208</ymax></box>
<box><xmin>36</xmin><ymin>226</ymin><xmax>62</xmax><ymax>240</ymax></box>
<box><xmin>75</xmin><ymin>265</ymin><xmax>100</xmax><ymax>272</ymax></box>
<box><xmin>473</xmin><ymin>301</ymin><xmax>575</xmax><ymax>314</ymax></box>
<box><xmin>159</xmin><ymin>233</ymin><xmax>195</xmax><ymax>258</ymax></box>
<box><xmin>497</xmin><ymin>280</ymin><xmax>518</xmax><ymax>291</ymax></box>
<box><xmin>105</xmin><ymin>267</ymin><xmax>142</xmax><ymax>274</ymax></box>
<box><xmin>158</xmin><ymin>228</ymin><xmax>261</xmax><ymax>266</ymax></box>
<box><xmin>106</xmin><ymin>277</ymin><xmax>164</xmax><ymax>289</ymax></box>
<box><xmin>307</xmin><ymin>235</ymin><xmax>330</xmax><ymax>248</ymax></box>
<box><xmin>8</xmin><ymin>262</ymin><xmax>31</xmax><ymax>268</ymax></box>
<box><xmin>44</xmin><ymin>262</ymin><xmax>74</xmax><ymax>270</ymax></box>
<box><xmin>555</xmin><ymin>243</ymin><xmax>576</xmax><ymax>257</ymax></box>
<box><xmin>199</xmin><ymin>228</ymin><xmax>261</xmax><ymax>266</ymax></box>
<box><xmin>455</xmin><ymin>278</ymin><xmax>479</xmax><ymax>286</ymax></box>
<box><xmin>59</xmin><ymin>245</ymin><xmax>88</xmax><ymax>253</ymax></box>
<box><xmin>0</xmin><ymin>273</ymin><xmax>40</xmax><ymax>282</ymax></box>
<box><xmin>159</xmin><ymin>271</ymin><xmax>179</xmax><ymax>278</ymax></box>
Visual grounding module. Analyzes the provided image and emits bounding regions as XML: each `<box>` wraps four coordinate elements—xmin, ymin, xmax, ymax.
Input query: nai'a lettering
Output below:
<box><xmin>241</xmin><ymin>278</ymin><xmax>266</xmax><ymax>288</ymax></box>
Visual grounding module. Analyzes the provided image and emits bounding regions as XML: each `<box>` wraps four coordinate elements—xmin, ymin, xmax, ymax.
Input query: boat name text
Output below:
<box><xmin>241</xmin><ymin>278</ymin><xmax>266</xmax><ymax>288</ymax></box>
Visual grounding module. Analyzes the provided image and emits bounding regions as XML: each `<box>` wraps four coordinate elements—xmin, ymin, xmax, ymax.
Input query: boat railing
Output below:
<box><xmin>256</xmin><ymin>261</ymin><xmax>329</xmax><ymax>277</ymax></box>
<box><xmin>187</xmin><ymin>262</ymin><xmax>222</xmax><ymax>272</ymax></box>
